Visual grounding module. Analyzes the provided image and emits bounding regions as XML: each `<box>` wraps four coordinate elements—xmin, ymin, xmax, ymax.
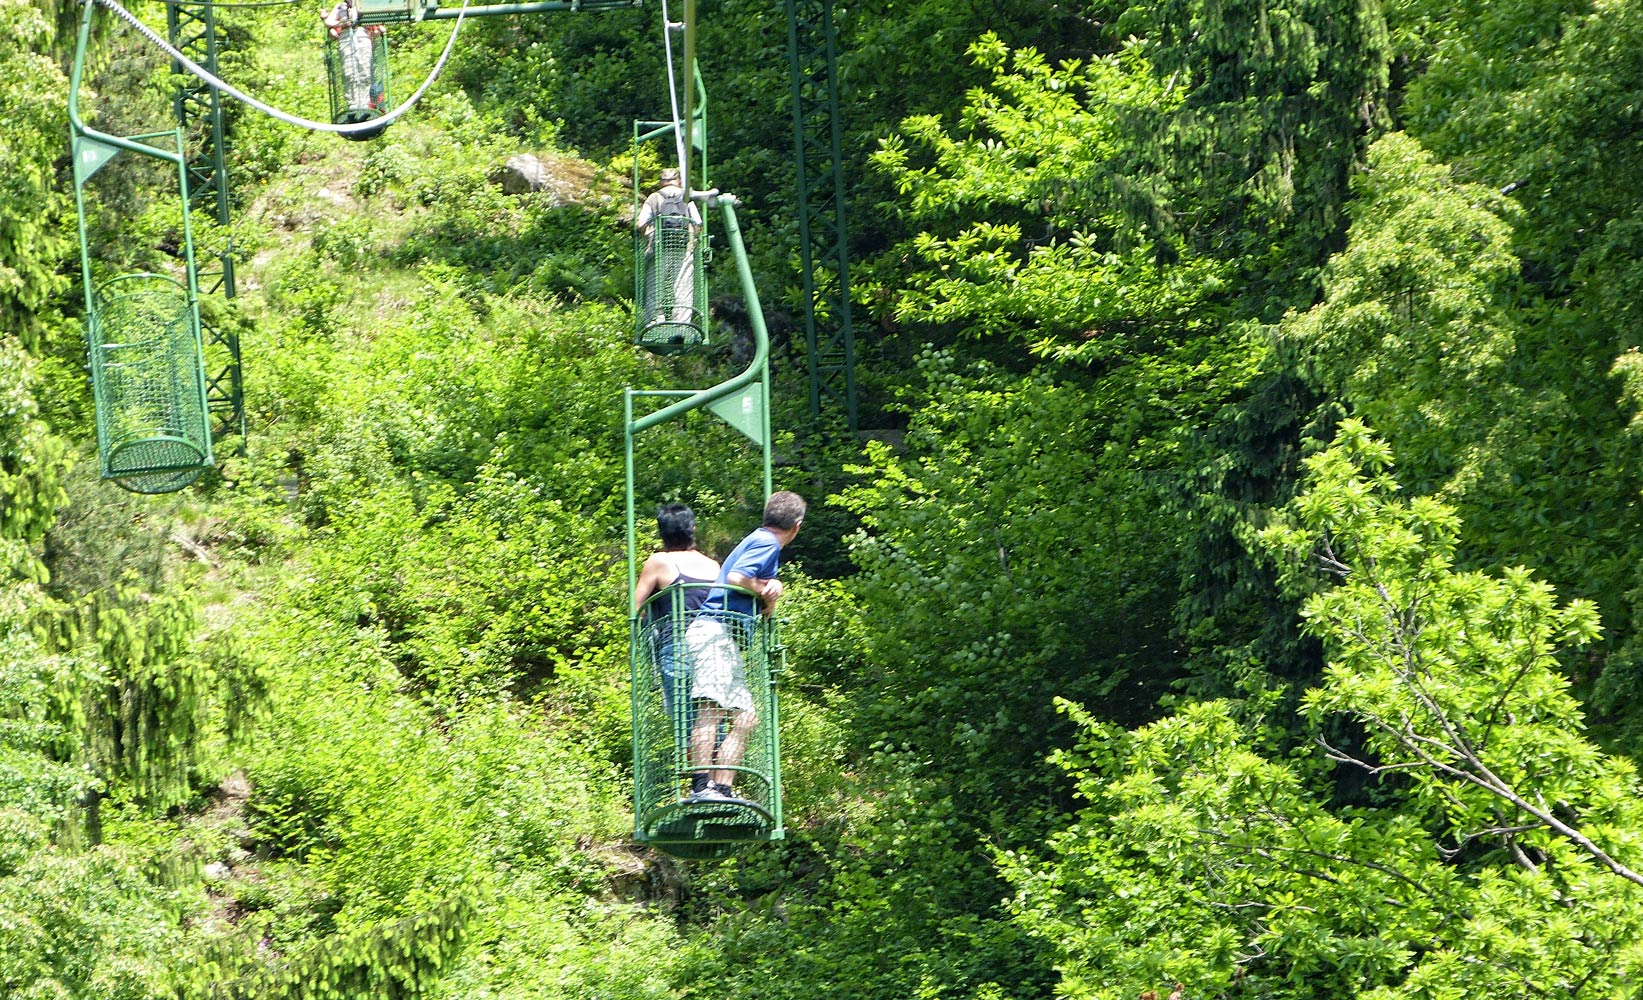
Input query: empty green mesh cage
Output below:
<box><xmin>632</xmin><ymin>585</ymin><xmax>783</xmax><ymax>859</ymax></box>
<box><xmin>635</xmin><ymin>219</ymin><xmax>708</xmax><ymax>353</ymax></box>
<box><xmin>325</xmin><ymin>26</ymin><xmax>390</xmax><ymax>139</ymax></box>
<box><xmin>88</xmin><ymin>274</ymin><xmax>213</xmax><ymax>494</ymax></box>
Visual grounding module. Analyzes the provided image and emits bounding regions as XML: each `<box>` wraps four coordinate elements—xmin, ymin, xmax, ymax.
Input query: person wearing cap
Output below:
<box><xmin>634</xmin><ymin>167</ymin><xmax>703</xmax><ymax>327</ymax></box>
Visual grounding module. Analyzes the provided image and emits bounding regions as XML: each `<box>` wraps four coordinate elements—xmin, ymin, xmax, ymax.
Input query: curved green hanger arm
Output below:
<box><xmin>624</xmin><ymin>195</ymin><xmax>774</xmax><ymax>620</ymax></box>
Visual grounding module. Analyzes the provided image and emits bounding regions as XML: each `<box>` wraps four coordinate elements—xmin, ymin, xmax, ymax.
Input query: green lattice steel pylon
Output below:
<box><xmin>785</xmin><ymin>0</ymin><xmax>857</xmax><ymax>432</ymax></box>
<box><xmin>167</xmin><ymin>0</ymin><xmax>246</xmax><ymax>449</ymax></box>
<box><xmin>631</xmin><ymin>585</ymin><xmax>783</xmax><ymax>859</ymax></box>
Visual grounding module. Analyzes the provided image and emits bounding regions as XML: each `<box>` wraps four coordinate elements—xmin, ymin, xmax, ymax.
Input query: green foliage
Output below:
<box><xmin>212</xmin><ymin>601</ymin><xmax>633</xmax><ymax>994</ymax></box>
<box><xmin>199</xmin><ymin>896</ymin><xmax>476</xmax><ymax>1000</ymax></box>
<box><xmin>1397</xmin><ymin>0</ymin><xmax>1643</xmax><ymax>275</ymax></box>
<box><xmin>301</xmin><ymin>464</ymin><xmax>622</xmax><ymax>703</ymax></box>
<box><xmin>1282</xmin><ymin>133</ymin><xmax>1521</xmax><ymax>496</ymax></box>
<box><xmin>451</xmin><ymin>8</ymin><xmax>657</xmax><ymax>153</ymax></box>
<box><xmin>677</xmin><ymin>747</ymin><xmax>1050</xmax><ymax>1000</ymax></box>
<box><xmin>0</xmin><ymin>625</ymin><xmax>94</xmax><ymax>825</ymax></box>
<box><xmin>1265</xmin><ymin>422</ymin><xmax>1637</xmax><ymax>877</ymax></box>
<box><xmin>1004</xmin><ymin>700</ymin><xmax>1459</xmax><ymax>999</ymax></box>
<box><xmin>1006</xmin><ymin>425</ymin><xmax>1643</xmax><ymax>998</ymax></box>
<box><xmin>78</xmin><ymin>582</ymin><xmax>217</xmax><ymax>811</ymax></box>
<box><xmin>866</xmin><ymin>33</ymin><xmax>1227</xmax><ymax>354</ymax></box>
<box><xmin>0</xmin><ymin>0</ymin><xmax>73</xmax><ymax>355</ymax></box>
<box><xmin>1282</xmin><ymin>131</ymin><xmax>1643</xmax><ymax>735</ymax></box>
<box><xmin>835</xmin><ymin>349</ymin><xmax>1180</xmax><ymax>810</ymax></box>
<box><xmin>0</xmin><ymin>843</ymin><xmax>190</xmax><ymax>999</ymax></box>
<box><xmin>1123</xmin><ymin>0</ymin><xmax>1393</xmax><ymax>276</ymax></box>
<box><xmin>0</xmin><ymin>341</ymin><xmax>71</xmax><ymax>585</ymax></box>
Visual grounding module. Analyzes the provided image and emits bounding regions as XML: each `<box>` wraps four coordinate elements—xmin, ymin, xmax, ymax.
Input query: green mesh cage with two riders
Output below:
<box><xmin>632</xmin><ymin>582</ymin><xmax>783</xmax><ymax>859</ymax></box>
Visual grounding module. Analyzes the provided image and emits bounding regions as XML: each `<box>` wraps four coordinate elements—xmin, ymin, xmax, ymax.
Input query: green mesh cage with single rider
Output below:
<box><xmin>635</xmin><ymin>217</ymin><xmax>708</xmax><ymax>352</ymax></box>
<box><xmin>325</xmin><ymin>25</ymin><xmax>391</xmax><ymax>140</ymax></box>
<box><xmin>632</xmin><ymin>584</ymin><xmax>783</xmax><ymax>859</ymax></box>
<box><xmin>87</xmin><ymin>273</ymin><xmax>214</xmax><ymax>494</ymax></box>
<box><xmin>633</xmin><ymin>100</ymin><xmax>711</xmax><ymax>354</ymax></box>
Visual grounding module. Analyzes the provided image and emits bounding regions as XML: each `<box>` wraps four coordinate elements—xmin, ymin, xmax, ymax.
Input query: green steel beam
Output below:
<box><xmin>167</xmin><ymin>0</ymin><xmax>246</xmax><ymax>449</ymax></box>
<box><xmin>421</xmin><ymin>0</ymin><xmax>643</xmax><ymax>20</ymax></box>
<box><xmin>784</xmin><ymin>0</ymin><xmax>856</xmax><ymax>432</ymax></box>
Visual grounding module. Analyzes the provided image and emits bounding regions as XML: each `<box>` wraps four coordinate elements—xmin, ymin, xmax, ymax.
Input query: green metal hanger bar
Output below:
<box><xmin>625</xmin><ymin>195</ymin><xmax>773</xmax><ymax>619</ymax></box>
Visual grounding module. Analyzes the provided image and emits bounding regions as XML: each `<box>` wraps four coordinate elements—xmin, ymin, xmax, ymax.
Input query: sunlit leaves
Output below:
<box><xmin>0</xmin><ymin>0</ymin><xmax>72</xmax><ymax>354</ymax></box>
<box><xmin>1267</xmin><ymin>425</ymin><xmax>1636</xmax><ymax>859</ymax></box>
<box><xmin>866</xmin><ymin>32</ymin><xmax>1222</xmax><ymax>354</ymax></box>
<box><xmin>0</xmin><ymin>341</ymin><xmax>70</xmax><ymax>585</ymax></box>
<box><xmin>1002</xmin><ymin>700</ymin><xmax>1456</xmax><ymax>1000</ymax></box>
<box><xmin>1282</xmin><ymin>132</ymin><xmax>1521</xmax><ymax>498</ymax></box>
<box><xmin>1010</xmin><ymin>426</ymin><xmax>1643</xmax><ymax>997</ymax></box>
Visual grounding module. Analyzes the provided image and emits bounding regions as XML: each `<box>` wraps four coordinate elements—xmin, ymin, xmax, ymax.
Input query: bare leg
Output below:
<box><xmin>689</xmin><ymin>699</ymin><xmax>722</xmax><ymax>785</ymax></box>
<box><xmin>710</xmin><ymin>708</ymin><xmax>758</xmax><ymax>788</ymax></box>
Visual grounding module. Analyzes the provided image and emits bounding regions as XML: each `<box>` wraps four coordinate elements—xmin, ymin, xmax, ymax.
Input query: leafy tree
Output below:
<box><xmin>835</xmin><ymin>348</ymin><xmax>1185</xmax><ymax>814</ymax></box>
<box><xmin>1119</xmin><ymin>0</ymin><xmax>1392</xmax><ymax>289</ymax></box>
<box><xmin>0</xmin><ymin>0</ymin><xmax>72</xmax><ymax>355</ymax></box>
<box><xmin>1282</xmin><ymin>132</ymin><xmax>1522</xmax><ymax>498</ymax></box>
<box><xmin>1265</xmin><ymin>422</ymin><xmax>1639</xmax><ymax>887</ymax></box>
<box><xmin>1004</xmin><ymin>422</ymin><xmax>1643</xmax><ymax>998</ymax></box>
<box><xmin>1282</xmin><ymin>131</ymin><xmax>1643</xmax><ymax>739</ymax></box>
<box><xmin>866</xmin><ymin>31</ymin><xmax>1226</xmax><ymax>353</ymax></box>
<box><xmin>0</xmin><ymin>340</ymin><xmax>70</xmax><ymax>585</ymax></box>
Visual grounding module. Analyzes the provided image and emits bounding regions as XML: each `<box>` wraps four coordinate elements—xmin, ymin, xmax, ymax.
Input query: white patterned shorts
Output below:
<box><xmin>685</xmin><ymin>616</ymin><xmax>754</xmax><ymax>711</ymax></box>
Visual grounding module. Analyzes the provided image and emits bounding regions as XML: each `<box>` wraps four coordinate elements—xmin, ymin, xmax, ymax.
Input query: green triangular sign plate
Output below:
<box><xmin>73</xmin><ymin>136</ymin><xmax>122</xmax><ymax>186</ymax></box>
<box><xmin>707</xmin><ymin>383</ymin><xmax>764</xmax><ymax>446</ymax></box>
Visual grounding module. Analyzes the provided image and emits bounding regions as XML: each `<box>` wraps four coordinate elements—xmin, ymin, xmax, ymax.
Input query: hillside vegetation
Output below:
<box><xmin>6</xmin><ymin>0</ymin><xmax>1643</xmax><ymax>996</ymax></box>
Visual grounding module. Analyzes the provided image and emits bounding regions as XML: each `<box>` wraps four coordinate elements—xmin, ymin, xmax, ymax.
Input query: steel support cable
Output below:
<box><xmin>86</xmin><ymin>0</ymin><xmax>469</xmax><ymax>136</ymax></box>
<box><xmin>657</xmin><ymin>0</ymin><xmax>688</xmax><ymax>191</ymax></box>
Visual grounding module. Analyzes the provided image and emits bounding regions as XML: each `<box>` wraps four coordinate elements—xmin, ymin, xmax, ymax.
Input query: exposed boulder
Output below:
<box><xmin>488</xmin><ymin>153</ymin><xmax>604</xmax><ymax>209</ymax></box>
<box><xmin>492</xmin><ymin>153</ymin><xmax>552</xmax><ymax>195</ymax></box>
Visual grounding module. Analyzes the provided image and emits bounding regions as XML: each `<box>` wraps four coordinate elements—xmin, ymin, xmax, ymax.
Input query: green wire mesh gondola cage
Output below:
<box><xmin>634</xmin><ymin>219</ymin><xmax>707</xmax><ymax>351</ymax></box>
<box><xmin>87</xmin><ymin>273</ymin><xmax>214</xmax><ymax>494</ymax></box>
<box><xmin>70</xmin><ymin>0</ymin><xmax>217</xmax><ymax>498</ymax></box>
<box><xmin>632</xmin><ymin>177</ymin><xmax>709</xmax><ymax>352</ymax></box>
<box><xmin>325</xmin><ymin>21</ymin><xmax>391</xmax><ymax>140</ymax></box>
<box><xmin>632</xmin><ymin>584</ymin><xmax>784</xmax><ymax>859</ymax></box>
<box><xmin>633</xmin><ymin>102</ymin><xmax>710</xmax><ymax>354</ymax></box>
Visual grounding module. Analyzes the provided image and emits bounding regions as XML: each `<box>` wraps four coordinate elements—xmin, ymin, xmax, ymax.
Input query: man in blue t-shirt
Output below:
<box><xmin>684</xmin><ymin>491</ymin><xmax>806</xmax><ymax>801</ymax></box>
